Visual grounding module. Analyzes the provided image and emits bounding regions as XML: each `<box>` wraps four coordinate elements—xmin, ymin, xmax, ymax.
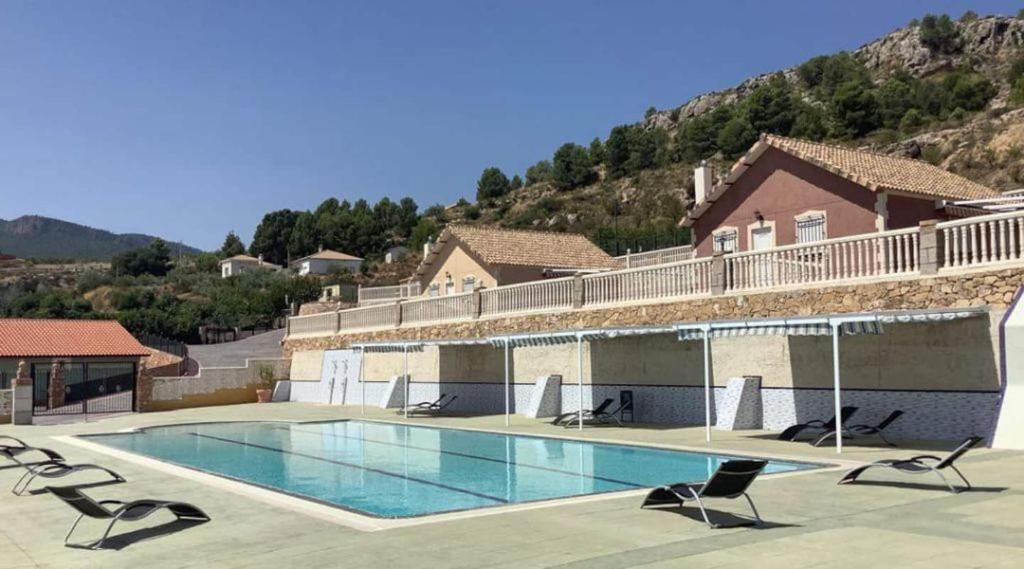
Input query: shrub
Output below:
<box><xmin>919</xmin><ymin>14</ymin><xmax>959</xmax><ymax>54</ymax></box>
<box><xmin>475</xmin><ymin>167</ymin><xmax>511</xmax><ymax>201</ymax></box>
<box><xmin>525</xmin><ymin>160</ymin><xmax>553</xmax><ymax>185</ymax></box>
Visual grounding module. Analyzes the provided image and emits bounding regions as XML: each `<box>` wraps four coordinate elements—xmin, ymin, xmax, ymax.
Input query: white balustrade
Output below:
<box><xmin>480</xmin><ymin>277</ymin><xmax>575</xmax><ymax>316</ymax></box>
<box><xmin>616</xmin><ymin>245</ymin><xmax>694</xmax><ymax>268</ymax></box>
<box><xmin>723</xmin><ymin>228</ymin><xmax>920</xmax><ymax>292</ymax></box>
<box><xmin>401</xmin><ymin>293</ymin><xmax>476</xmax><ymax>325</ymax></box>
<box><xmin>582</xmin><ymin>258</ymin><xmax>713</xmax><ymax>306</ymax></box>
<box><xmin>287</xmin><ymin>312</ymin><xmax>337</xmax><ymax>336</ymax></box>
<box><xmin>336</xmin><ymin>304</ymin><xmax>399</xmax><ymax>331</ymax></box>
<box><xmin>357</xmin><ymin>283</ymin><xmax>421</xmax><ymax>306</ymax></box>
<box><xmin>939</xmin><ymin>211</ymin><xmax>1024</xmax><ymax>269</ymax></box>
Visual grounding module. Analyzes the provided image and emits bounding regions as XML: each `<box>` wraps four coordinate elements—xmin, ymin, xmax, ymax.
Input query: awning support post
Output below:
<box><xmin>403</xmin><ymin>344</ymin><xmax>410</xmax><ymax>420</ymax></box>
<box><xmin>831</xmin><ymin>322</ymin><xmax>842</xmax><ymax>454</ymax></box>
<box><xmin>359</xmin><ymin>348</ymin><xmax>366</xmax><ymax>416</ymax></box>
<box><xmin>504</xmin><ymin>339</ymin><xmax>511</xmax><ymax>427</ymax></box>
<box><xmin>577</xmin><ymin>334</ymin><xmax>584</xmax><ymax>431</ymax></box>
<box><xmin>703</xmin><ymin>325</ymin><xmax>712</xmax><ymax>444</ymax></box>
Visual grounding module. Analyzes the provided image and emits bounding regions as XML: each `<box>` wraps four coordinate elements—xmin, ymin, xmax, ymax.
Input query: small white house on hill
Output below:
<box><xmin>292</xmin><ymin>248</ymin><xmax>363</xmax><ymax>275</ymax></box>
<box><xmin>219</xmin><ymin>254</ymin><xmax>281</xmax><ymax>278</ymax></box>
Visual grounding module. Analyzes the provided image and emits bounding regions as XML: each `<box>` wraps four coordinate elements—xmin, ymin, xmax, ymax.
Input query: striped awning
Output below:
<box><xmin>351</xmin><ymin>343</ymin><xmax>425</xmax><ymax>353</ymax></box>
<box><xmin>676</xmin><ymin>320</ymin><xmax>881</xmax><ymax>341</ymax></box>
<box><xmin>675</xmin><ymin>308</ymin><xmax>986</xmax><ymax>342</ymax></box>
<box><xmin>489</xmin><ymin>325</ymin><xmax>675</xmax><ymax>348</ymax></box>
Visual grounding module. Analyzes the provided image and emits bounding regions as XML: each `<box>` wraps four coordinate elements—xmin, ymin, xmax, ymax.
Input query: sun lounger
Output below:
<box><xmin>13</xmin><ymin>461</ymin><xmax>125</xmax><ymax>496</ymax></box>
<box><xmin>1</xmin><ymin>443</ymin><xmax>65</xmax><ymax>467</ymax></box>
<box><xmin>398</xmin><ymin>394</ymin><xmax>448</xmax><ymax>414</ymax></box>
<box><xmin>562</xmin><ymin>400</ymin><xmax>630</xmax><ymax>428</ymax></box>
<box><xmin>812</xmin><ymin>410</ymin><xmax>904</xmax><ymax>447</ymax></box>
<box><xmin>407</xmin><ymin>395</ymin><xmax>458</xmax><ymax>416</ymax></box>
<box><xmin>47</xmin><ymin>485</ymin><xmax>210</xmax><ymax>549</ymax></box>
<box><xmin>777</xmin><ymin>406</ymin><xmax>858</xmax><ymax>442</ymax></box>
<box><xmin>641</xmin><ymin>459</ymin><xmax>768</xmax><ymax>528</ymax></box>
<box><xmin>551</xmin><ymin>398</ymin><xmax>613</xmax><ymax>426</ymax></box>
<box><xmin>838</xmin><ymin>436</ymin><xmax>983</xmax><ymax>493</ymax></box>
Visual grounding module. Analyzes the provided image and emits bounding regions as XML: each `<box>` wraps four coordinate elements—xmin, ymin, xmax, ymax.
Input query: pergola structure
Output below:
<box><xmin>350</xmin><ymin>307</ymin><xmax>987</xmax><ymax>452</ymax></box>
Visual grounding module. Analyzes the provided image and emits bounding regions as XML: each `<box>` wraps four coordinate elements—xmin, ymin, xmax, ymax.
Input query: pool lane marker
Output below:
<box><xmin>188</xmin><ymin>432</ymin><xmax>508</xmax><ymax>505</ymax></box>
<box><xmin>274</xmin><ymin>425</ymin><xmax>644</xmax><ymax>489</ymax></box>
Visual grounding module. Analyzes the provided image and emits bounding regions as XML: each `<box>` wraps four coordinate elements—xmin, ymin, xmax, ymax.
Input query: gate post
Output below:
<box><xmin>12</xmin><ymin>360</ymin><xmax>33</xmax><ymax>425</ymax></box>
<box><xmin>48</xmin><ymin>359</ymin><xmax>66</xmax><ymax>411</ymax></box>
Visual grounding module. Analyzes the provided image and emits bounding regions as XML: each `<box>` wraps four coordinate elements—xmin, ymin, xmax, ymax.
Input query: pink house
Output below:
<box><xmin>681</xmin><ymin>135</ymin><xmax>1001</xmax><ymax>257</ymax></box>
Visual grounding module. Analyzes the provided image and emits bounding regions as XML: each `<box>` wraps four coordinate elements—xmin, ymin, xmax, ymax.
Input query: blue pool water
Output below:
<box><xmin>83</xmin><ymin>421</ymin><xmax>816</xmax><ymax>518</ymax></box>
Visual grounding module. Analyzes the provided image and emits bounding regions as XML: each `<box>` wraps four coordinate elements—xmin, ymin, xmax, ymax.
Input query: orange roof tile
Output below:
<box><xmin>0</xmin><ymin>319</ymin><xmax>149</xmax><ymax>358</ymax></box>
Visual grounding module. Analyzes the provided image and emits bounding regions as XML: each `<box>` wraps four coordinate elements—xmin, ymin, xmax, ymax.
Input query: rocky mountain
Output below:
<box><xmin>451</xmin><ymin>14</ymin><xmax>1024</xmax><ymax>253</ymax></box>
<box><xmin>0</xmin><ymin>215</ymin><xmax>201</xmax><ymax>260</ymax></box>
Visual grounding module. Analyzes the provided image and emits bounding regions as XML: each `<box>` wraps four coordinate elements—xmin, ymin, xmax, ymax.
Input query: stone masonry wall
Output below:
<box><xmin>0</xmin><ymin>389</ymin><xmax>11</xmax><ymax>424</ymax></box>
<box><xmin>285</xmin><ymin>267</ymin><xmax>1023</xmax><ymax>355</ymax></box>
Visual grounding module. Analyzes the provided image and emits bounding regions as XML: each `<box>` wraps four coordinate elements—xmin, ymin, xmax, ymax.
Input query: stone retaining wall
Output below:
<box><xmin>285</xmin><ymin>267</ymin><xmax>1023</xmax><ymax>354</ymax></box>
<box><xmin>138</xmin><ymin>358</ymin><xmax>291</xmax><ymax>412</ymax></box>
<box><xmin>0</xmin><ymin>389</ymin><xmax>11</xmax><ymax>424</ymax></box>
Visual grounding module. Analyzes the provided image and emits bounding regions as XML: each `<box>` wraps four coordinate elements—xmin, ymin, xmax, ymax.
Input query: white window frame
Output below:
<box><xmin>462</xmin><ymin>275</ymin><xmax>476</xmax><ymax>293</ymax></box>
<box><xmin>712</xmin><ymin>226</ymin><xmax>739</xmax><ymax>253</ymax></box>
<box><xmin>747</xmin><ymin>220</ymin><xmax>777</xmax><ymax>251</ymax></box>
<box><xmin>428</xmin><ymin>283</ymin><xmax>440</xmax><ymax>297</ymax></box>
<box><xmin>794</xmin><ymin>210</ymin><xmax>827</xmax><ymax>244</ymax></box>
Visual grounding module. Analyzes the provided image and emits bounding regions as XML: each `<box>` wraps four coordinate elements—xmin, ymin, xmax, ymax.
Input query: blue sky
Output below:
<box><xmin>0</xmin><ymin>0</ymin><xmax>1018</xmax><ymax>250</ymax></box>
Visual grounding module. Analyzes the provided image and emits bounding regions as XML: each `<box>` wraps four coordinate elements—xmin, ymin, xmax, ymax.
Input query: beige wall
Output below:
<box><xmin>363</xmin><ymin>348</ymin><xmax>440</xmax><ymax>382</ymax></box>
<box><xmin>438</xmin><ymin>345</ymin><xmax>506</xmax><ymax>382</ymax></box>
<box><xmin>420</xmin><ymin>241</ymin><xmax>497</xmax><ymax>295</ymax></box>
<box><xmin>349</xmin><ymin>311</ymin><xmax>1002</xmax><ymax>392</ymax></box>
<box><xmin>289</xmin><ymin>350</ymin><xmax>324</xmax><ymax>382</ymax></box>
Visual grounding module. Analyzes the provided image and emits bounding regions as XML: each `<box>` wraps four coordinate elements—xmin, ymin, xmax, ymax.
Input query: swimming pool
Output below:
<box><xmin>83</xmin><ymin>421</ymin><xmax>817</xmax><ymax>518</ymax></box>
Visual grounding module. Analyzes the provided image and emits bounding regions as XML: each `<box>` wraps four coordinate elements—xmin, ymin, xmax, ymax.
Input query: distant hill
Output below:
<box><xmin>0</xmin><ymin>215</ymin><xmax>202</xmax><ymax>260</ymax></box>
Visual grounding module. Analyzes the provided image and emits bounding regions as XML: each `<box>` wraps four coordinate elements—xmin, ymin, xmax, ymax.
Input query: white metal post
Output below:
<box><xmin>504</xmin><ymin>339</ymin><xmax>511</xmax><ymax>427</ymax></box>
<box><xmin>832</xmin><ymin>322</ymin><xmax>842</xmax><ymax>454</ymax></box>
<box><xmin>359</xmin><ymin>348</ymin><xmax>366</xmax><ymax>416</ymax></box>
<box><xmin>703</xmin><ymin>326</ymin><xmax>712</xmax><ymax>444</ymax></box>
<box><xmin>577</xmin><ymin>334</ymin><xmax>584</xmax><ymax>431</ymax></box>
<box><xmin>404</xmin><ymin>345</ymin><xmax>410</xmax><ymax>419</ymax></box>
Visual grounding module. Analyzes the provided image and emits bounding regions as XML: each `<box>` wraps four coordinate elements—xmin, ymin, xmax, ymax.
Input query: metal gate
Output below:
<box><xmin>32</xmin><ymin>362</ymin><xmax>136</xmax><ymax>416</ymax></box>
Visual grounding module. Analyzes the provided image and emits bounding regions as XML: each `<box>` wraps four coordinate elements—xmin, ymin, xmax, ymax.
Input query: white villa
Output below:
<box><xmin>219</xmin><ymin>254</ymin><xmax>281</xmax><ymax>278</ymax></box>
<box><xmin>292</xmin><ymin>248</ymin><xmax>363</xmax><ymax>276</ymax></box>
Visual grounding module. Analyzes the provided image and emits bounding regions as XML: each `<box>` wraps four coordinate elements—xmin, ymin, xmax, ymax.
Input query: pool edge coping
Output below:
<box><xmin>54</xmin><ymin>419</ymin><xmax>849</xmax><ymax>532</ymax></box>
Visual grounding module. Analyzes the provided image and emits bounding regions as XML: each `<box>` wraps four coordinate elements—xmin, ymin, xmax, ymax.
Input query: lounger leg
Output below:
<box><xmin>948</xmin><ymin>465</ymin><xmax>972</xmax><ymax>492</ymax></box>
<box><xmin>812</xmin><ymin>430</ymin><xmax>836</xmax><ymax>447</ymax></box>
<box><xmin>690</xmin><ymin>495</ymin><xmax>717</xmax><ymax>528</ymax></box>
<box><xmin>92</xmin><ymin>517</ymin><xmax>120</xmax><ymax>550</ymax></box>
<box><xmin>12</xmin><ymin>466</ymin><xmax>42</xmax><ymax>496</ymax></box>
<box><xmin>742</xmin><ymin>493</ymin><xmax>762</xmax><ymax>526</ymax></box>
<box><xmin>64</xmin><ymin>513</ymin><xmax>87</xmax><ymax>546</ymax></box>
<box><xmin>929</xmin><ymin>468</ymin><xmax>961</xmax><ymax>494</ymax></box>
<box><xmin>877</xmin><ymin>431</ymin><xmax>896</xmax><ymax>447</ymax></box>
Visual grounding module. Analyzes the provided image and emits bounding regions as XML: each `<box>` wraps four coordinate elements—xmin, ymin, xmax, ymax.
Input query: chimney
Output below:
<box><xmin>318</xmin><ymin>244</ymin><xmax>323</xmax><ymax>252</ymax></box>
<box><xmin>423</xmin><ymin>237</ymin><xmax>432</xmax><ymax>258</ymax></box>
<box><xmin>694</xmin><ymin>160</ymin><xmax>713</xmax><ymax>205</ymax></box>
<box><xmin>257</xmin><ymin>254</ymin><xmax>264</xmax><ymax>265</ymax></box>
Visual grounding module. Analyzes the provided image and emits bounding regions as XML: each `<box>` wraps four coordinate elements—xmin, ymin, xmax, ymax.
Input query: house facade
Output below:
<box><xmin>414</xmin><ymin>226</ymin><xmax>617</xmax><ymax>296</ymax></box>
<box><xmin>682</xmin><ymin>135</ymin><xmax>1001</xmax><ymax>257</ymax></box>
<box><xmin>219</xmin><ymin>254</ymin><xmax>281</xmax><ymax>278</ymax></box>
<box><xmin>292</xmin><ymin>249</ymin><xmax>363</xmax><ymax>276</ymax></box>
<box><xmin>0</xmin><ymin>319</ymin><xmax>149</xmax><ymax>414</ymax></box>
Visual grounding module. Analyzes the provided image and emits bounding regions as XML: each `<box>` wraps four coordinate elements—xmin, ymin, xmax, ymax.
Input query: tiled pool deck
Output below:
<box><xmin>1</xmin><ymin>403</ymin><xmax>1022</xmax><ymax>568</ymax></box>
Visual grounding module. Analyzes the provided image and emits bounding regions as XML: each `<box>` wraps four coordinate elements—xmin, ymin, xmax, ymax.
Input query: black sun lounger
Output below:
<box><xmin>407</xmin><ymin>395</ymin><xmax>458</xmax><ymax>416</ymax></box>
<box><xmin>641</xmin><ymin>459</ymin><xmax>768</xmax><ymax>528</ymax></box>
<box><xmin>838</xmin><ymin>436</ymin><xmax>984</xmax><ymax>493</ymax></box>
<box><xmin>398</xmin><ymin>394</ymin><xmax>448</xmax><ymax>414</ymax></box>
<box><xmin>778</xmin><ymin>406</ymin><xmax>858</xmax><ymax>442</ymax></box>
<box><xmin>551</xmin><ymin>398</ymin><xmax>613</xmax><ymax>426</ymax></box>
<box><xmin>1</xmin><ymin>442</ymin><xmax>65</xmax><ymax>468</ymax></box>
<box><xmin>562</xmin><ymin>399</ymin><xmax>630</xmax><ymax>428</ymax></box>
<box><xmin>812</xmin><ymin>410</ymin><xmax>904</xmax><ymax>447</ymax></box>
<box><xmin>47</xmin><ymin>485</ymin><xmax>210</xmax><ymax>549</ymax></box>
<box><xmin>13</xmin><ymin>461</ymin><xmax>125</xmax><ymax>496</ymax></box>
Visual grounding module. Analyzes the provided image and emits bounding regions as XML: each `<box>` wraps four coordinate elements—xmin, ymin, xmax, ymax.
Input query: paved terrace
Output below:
<box><xmin>1</xmin><ymin>404</ymin><xmax>1022</xmax><ymax>568</ymax></box>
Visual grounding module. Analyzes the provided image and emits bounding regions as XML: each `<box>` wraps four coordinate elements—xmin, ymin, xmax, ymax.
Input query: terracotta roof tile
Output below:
<box><xmin>764</xmin><ymin>135</ymin><xmax>999</xmax><ymax>201</ymax></box>
<box><xmin>0</xmin><ymin>319</ymin><xmax>149</xmax><ymax>358</ymax></box>
<box><xmin>417</xmin><ymin>226</ymin><xmax>616</xmax><ymax>277</ymax></box>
